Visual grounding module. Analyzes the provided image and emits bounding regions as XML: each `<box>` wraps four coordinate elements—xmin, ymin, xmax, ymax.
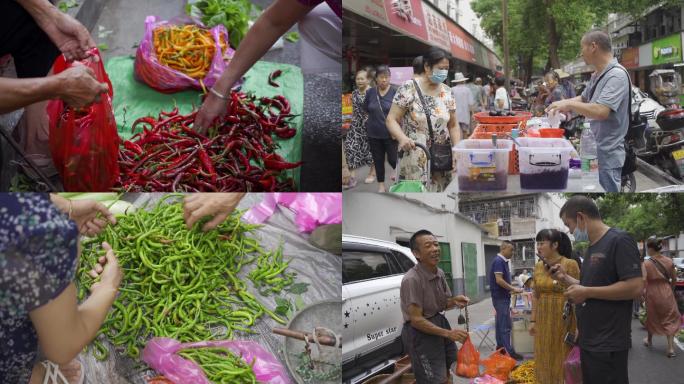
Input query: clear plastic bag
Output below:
<box><xmin>142</xmin><ymin>337</ymin><xmax>291</xmax><ymax>384</ymax></box>
<box><xmin>243</xmin><ymin>193</ymin><xmax>342</xmax><ymax>233</ymax></box>
<box><xmin>134</xmin><ymin>15</ymin><xmax>234</xmax><ymax>93</ymax></box>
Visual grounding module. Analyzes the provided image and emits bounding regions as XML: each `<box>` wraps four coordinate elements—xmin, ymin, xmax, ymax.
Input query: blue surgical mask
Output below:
<box><xmin>429</xmin><ymin>69</ymin><xmax>448</xmax><ymax>84</ymax></box>
<box><xmin>573</xmin><ymin>217</ymin><xmax>589</xmax><ymax>242</ymax></box>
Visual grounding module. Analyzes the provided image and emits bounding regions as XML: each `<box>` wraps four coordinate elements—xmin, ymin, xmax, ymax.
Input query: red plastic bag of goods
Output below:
<box><xmin>481</xmin><ymin>348</ymin><xmax>517</xmax><ymax>381</ymax></box>
<box><xmin>134</xmin><ymin>15</ymin><xmax>234</xmax><ymax>93</ymax></box>
<box><xmin>47</xmin><ymin>48</ymin><xmax>119</xmax><ymax>191</ymax></box>
<box><xmin>456</xmin><ymin>336</ymin><xmax>480</xmax><ymax>378</ymax></box>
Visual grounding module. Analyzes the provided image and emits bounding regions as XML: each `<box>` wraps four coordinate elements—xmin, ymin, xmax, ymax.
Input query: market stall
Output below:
<box><xmin>71</xmin><ymin>193</ymin><xmax>340</xmax><ymax>383</ymax></box>
<box><xmin>445</xmin><ymin>111</ymin><xmax>606</xmax><ymax>193</ymax></box>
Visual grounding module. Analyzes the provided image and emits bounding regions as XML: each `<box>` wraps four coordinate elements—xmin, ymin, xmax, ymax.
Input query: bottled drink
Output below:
<box><xmin>580</xmin><ymin>122</ymin><xmax>599</xmax><ymax>190</ymax></box>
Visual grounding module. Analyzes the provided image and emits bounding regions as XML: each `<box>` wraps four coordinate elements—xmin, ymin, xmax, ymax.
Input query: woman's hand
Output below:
<box><xmin>398</xmin><ymin>136</ymin><xmax>415</xmax><ymax>151</ymax></box>
<box><xmin>88</xmin><ymin>242</ymin><xmax>122</xmax><ymax>294</ymax></box>
<box><xmin>194</xmin><ymin>92</ymin><xmax>228</xmax><ymax>135</ymax></box>
<box><xmin>183</xmin><ymin>193</ymin><xmax>245</xmax><ymax>231</ymax></box>
<box><xmin>70</xmin><ymin>200</ymin><xmax>116</xmax><ymax>236</ymax></box>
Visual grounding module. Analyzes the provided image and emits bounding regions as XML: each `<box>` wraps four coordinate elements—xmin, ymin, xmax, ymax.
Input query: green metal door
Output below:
<box><xmin>461</xmin><ymin>242</ymin><xmax>478</xmax><ymax>298</ymax></box>
<box><xmin>438</xmin><ymin>242</ymin><xmax>454</xmax><ymax>292</ymax></box>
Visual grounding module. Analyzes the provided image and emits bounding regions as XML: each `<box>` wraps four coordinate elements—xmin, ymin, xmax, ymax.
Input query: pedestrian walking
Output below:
<box><xmin>451</xmin><ymin>72</ymin><xmax>474</xmax><ymax>138</ymax></box>
<box><xmin>343</xmin><ymin>68</ymin><xmax>375</xmax><ymax>188</ymax></box>
<box><xmin>642</xmin><ymin>237</ymin><xmax>681</xmax><ymax>358</ymax></box>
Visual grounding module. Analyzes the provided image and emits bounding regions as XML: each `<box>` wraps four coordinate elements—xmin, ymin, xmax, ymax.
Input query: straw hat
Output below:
<box><xmin>451</xmin><ymin>72</ymin><xmax>470</xmax><ymax>83</ymax></box>
<box><xmin>554</xmin><ymin>68</ymin><xmax>571</xmax><ymax>79</ymax></box>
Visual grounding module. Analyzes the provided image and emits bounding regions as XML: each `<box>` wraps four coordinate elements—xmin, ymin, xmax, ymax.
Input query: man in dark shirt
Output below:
<box><xmin>489</xmin><ymin>241</ymin><xmax>524</xmax><ymax>360</ymax></box>
<box><xmin>400</xmin><ymin>229</ymin><xmax>470</xmax><ymax>384</ymax></box>
<box><xmin>550</xmin><ymin>195</ymin><xmax>643</xmax><ymax>384</ymax></box>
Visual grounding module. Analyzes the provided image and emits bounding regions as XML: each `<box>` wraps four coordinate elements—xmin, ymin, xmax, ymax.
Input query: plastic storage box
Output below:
<box><xmin>517</xmin><ymin>138</ymin><xmax>575</xmax><ymax>190</ymax></box>
<box><xmin>453</xmin><ymin>139</ymin><xmax>513</xmax><ymax>191</ymax></box>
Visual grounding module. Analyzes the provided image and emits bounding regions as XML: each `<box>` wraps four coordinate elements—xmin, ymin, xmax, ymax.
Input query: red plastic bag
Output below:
<box><xmin>481</xmin><ymin>348</ymin><xmax>517</xmax><ymax>381</ymax></box>
<box><xmin>47</xmin><ymin>48</ymin><xmax>119</xmax><ymax>191</ymax></box>
<box><xmin>563</xmin><ymin>346</ymin><xmax>582</xmax><ymax>384</ymax></box>
<box><xmin>456</xmin><ymin>336</ymin><xmax>480</xmax><ymax>378</ymax></box>
<box><xmin>134</xmin><ymin>15</ymin><xmax>234</xmax><ymax>93</ymax></box>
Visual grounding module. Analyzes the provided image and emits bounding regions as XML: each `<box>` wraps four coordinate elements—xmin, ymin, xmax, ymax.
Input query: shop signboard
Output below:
<box><xmin>446</xmin><ymin>21</ymin><xmax>477</xmax><ymax>64</ymax></box>
<box><xmin>640</xmin><ymin>42</ymin><xmax>653</xmax><ymax>67</ymax></box>
<box><xmin>620</xmin><ymin>47</ymin><xmax>639</xmax><ymax>68</ymax></box>
<box><xmin>383</xmin><ymin>0</ymin><xmax>428</xmax><ymax>41</ymax></box>
<box><xmin>422</xmin><ymin>5</ymin><xmax>450</xmax><ymax>51</ymax></box>
<box><xmin>343</xmin><ymin>0</ymin><xmax>389</xmax><ymax>25</ymax></box>
<box><xmin>652</xmin><ymin>34</ymin><xmax>682</xmax><ymax>66</ymax></box>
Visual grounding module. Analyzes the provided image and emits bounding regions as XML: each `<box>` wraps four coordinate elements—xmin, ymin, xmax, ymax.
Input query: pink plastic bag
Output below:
<box><xmin>470</xmin><ymin>375</ymin><xmax>505</xmax><ymax>384</ymax></box>
<box><xmin>243</xmin><ymin>193</ymin><xmax>342</xmax><ymax>233</ymax></box>
<box><xmin>142</xmin><ymin>337</ymin><xmax>290</xmax><ymax>384</ymax></box>
<box><xmin>563</xmin><ymin>346</ymin><xmax>582</xmax><ymax>384</ymax></box>
<box><xmin>134</xmin><ymin>16</ymin><xmax>234</xmax><ymax>93</ymax></box>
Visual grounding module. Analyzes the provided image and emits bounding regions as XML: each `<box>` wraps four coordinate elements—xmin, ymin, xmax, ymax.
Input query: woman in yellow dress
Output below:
<box><xmin>529</xmin><ymin>229</ymin><xmax>580</xmax><ymax>384</ymax></box>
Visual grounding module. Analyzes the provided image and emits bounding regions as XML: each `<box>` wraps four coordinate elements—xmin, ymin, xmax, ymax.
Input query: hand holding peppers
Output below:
<box><xmin>183</xmin><ymin>193</ymin><xmax>246</xmax><ymax>231</ymax></box>
<box><xmin>87</xmin><ymin>241</ymin><xmax>122</xmax><ymax>294</ymax></box>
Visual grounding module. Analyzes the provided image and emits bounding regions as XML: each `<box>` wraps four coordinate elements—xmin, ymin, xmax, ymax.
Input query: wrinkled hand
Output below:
<box><xmin>56</xmin><ymin>63</ymin><xmax>109</xmax><ymax>108</ymax></box>
<box><xmin>545</xmin><ymin>99</ymin><xmax>574</xmax><ymax>115</ymax></box>
<box><xmin>451</xmin><ymin>295</ymin><xmax>470</xmax><ymax>308</ymax></box>
<box><xmin>564</xmin><ymin>284</ymin><xmax>589</xmax><ymax>305</ymax></box>
<box><xmin>88</xmin><ymin>242</ymin><xmax>122</xmax><ymax>293</ymax></box>
<box><xmin>69</xmin><ymin>199</ymin><xmax>116</xmax><ymax>236</ymax></box>
<box><xmin>445</xmin><ymin>328</ymin><xmax>469</xmax><ymax>343</ymax></box>
<box><xmin>39</xmin><ymin>11</ymin><xmax>95</xmax><ymax>61</ymax></box>
<box><xmin>194</xmin><ymin>93</ymin><xmax>228</xmax><ymax>135</ymax></box>
<box><xmin>184</xmin><ymin>193</ymin><xmax>245</xmax><ymax>231</ymax></box>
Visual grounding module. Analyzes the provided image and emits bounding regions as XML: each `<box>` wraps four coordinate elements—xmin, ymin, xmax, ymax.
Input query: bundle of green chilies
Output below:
<box><xmin>77</xmin><ymin>195</ymin><xmax>288</xmax><ymax>361</ymax></box>
<box><xmin>117</xmin><ymin>91</ymin><xmax>302</xmax><ymax>192</ymax></box>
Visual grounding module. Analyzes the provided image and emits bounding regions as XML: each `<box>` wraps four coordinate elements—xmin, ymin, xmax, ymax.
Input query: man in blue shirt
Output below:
<box><xmin>489</xmin><ymin>241</ymin><xmax>524</xmax><ymax>360</ymax></box>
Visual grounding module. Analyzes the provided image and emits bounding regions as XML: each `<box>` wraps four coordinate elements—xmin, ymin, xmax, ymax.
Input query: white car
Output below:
<box><xmin>342</xmin><ymin>235</ymin><xmax>417</xmax><ymax>384</ymax></box>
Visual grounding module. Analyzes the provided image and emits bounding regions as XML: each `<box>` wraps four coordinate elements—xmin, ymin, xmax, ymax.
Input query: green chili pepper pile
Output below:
<box><xmin>247</xmin><ymin>243</ymin><xmax>295</xmax><ymax>296</ymax></box>
<box><xmin>178</xmin><ymin>347</ymin><xmax>257</xmax><ymax>384</ymax></box>
<box><xmin>77</xmin><ymin>195</ymin><xmax>287</xmax><ymax>361</ymax></box>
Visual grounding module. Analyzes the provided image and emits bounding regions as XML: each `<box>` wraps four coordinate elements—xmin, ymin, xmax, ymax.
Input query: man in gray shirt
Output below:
<box><xmin>400</xmin><ymin>229</ymin><xmax>470</xmax><ymax>384</ymax></box>
<box><xmin>546</xmin><ymin>29</ymin><xmax>630</xmax><ymax>192</ymax></box>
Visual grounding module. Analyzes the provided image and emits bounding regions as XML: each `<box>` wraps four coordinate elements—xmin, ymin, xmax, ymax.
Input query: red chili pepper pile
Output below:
<box><xmin>117</xmin><ymin>91</ymin><xmax>302</xmax><ymax>191</ymax></box>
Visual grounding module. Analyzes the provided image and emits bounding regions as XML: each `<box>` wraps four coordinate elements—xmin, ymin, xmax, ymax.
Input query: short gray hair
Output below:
<box><xmin>582</xmin><ymin>29</ymin><xmax>612</xmax><ymax>52</ymax></box>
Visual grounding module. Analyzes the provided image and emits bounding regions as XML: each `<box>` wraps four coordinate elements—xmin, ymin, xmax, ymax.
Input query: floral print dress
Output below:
<box><xmin>0</xmin><ymin>194</ymin><xmax>79</xmax><ymax>384</ymax></box>
<box><xmin>344</xmin><ymin>88</ymin><xmax>374</xmax><ymax>170</ymax></box>
<box><xmin>393</xmin><ymin>80</ymin><xmax>456</xmax><ymax>191</ymax></box>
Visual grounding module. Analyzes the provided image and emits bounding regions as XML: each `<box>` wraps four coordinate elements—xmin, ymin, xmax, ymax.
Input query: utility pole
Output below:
<box><xmin>502</xmin><ymin>0</ymin><xmax>510</xmax><ymax>93</ymax></box>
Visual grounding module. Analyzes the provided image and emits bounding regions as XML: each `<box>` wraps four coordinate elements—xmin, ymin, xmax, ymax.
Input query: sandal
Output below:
<box><xmin>667</xmin><ymin>351</ymin><xmax>676</xmax><ymax>358</ymax></box>
<box><xmin>643</xmin><ymin>338</ymin><xmax>652</xmax><ymax>347</ymax></box>
<box><xmin>364</xmin><ymin>175</ymin><xmax>376</xmax><ymax>184</ymax></box>
<box><xmin>41</xmin><ymin>359</ymin><xmax>84</xmax><ymax>384</ymax></box>
<box><xmin>342</xmin><ymin>177</ymin><xmax>357</xmax><ymax>190</ymax></box>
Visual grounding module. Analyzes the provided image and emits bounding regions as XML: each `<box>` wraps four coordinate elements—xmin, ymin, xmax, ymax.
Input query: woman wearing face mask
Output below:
<box><xmin>386</xmin><ymin>47</ymin><xmax>460</xmax><ymax>192</ymax></box>
<box><xmin>529</xmin><ymin>229</ymin><xmax>580</xmax><ymax>384</ymax></box>
<box><xmin>363</xmin><ymin>65</ymin><xmax>398</xmax><ymax>192</ymax></box>
<box><xmin>343</xmin><ymin>68</ymin><xmax>376</xmax><ymax>188</ymax></box>
<box><xmin>641</xmin><ymin>237</ymin><xmax>681</xmax><ymax>358</ymax></box>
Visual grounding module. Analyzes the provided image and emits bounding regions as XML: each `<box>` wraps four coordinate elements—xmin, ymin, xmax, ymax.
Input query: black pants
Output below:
<box><xmin>368</xmin><ymin>137</ymin><xmax>397</xmax><ymax>182</ymax></box>
<box><xmin>580</xmin><ymin>349</ymin><xmax>629</xmax><ymax>384</ymax></box>
<box><xmin>0</xmin><ymin>1</ymin><xmax>60</xmax><ymax>78</ymax></box>
<box><xmin>401</xmin><ymin>314</ymin><xmax>457</xmax><ymax>384</ymax></box>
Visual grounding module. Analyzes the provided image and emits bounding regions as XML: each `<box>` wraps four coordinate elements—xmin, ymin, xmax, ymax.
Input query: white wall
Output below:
<box><xmin>535</xmin><ymin>193</ymin><xmax>566</xmax><ymax>233</ymax></box>
<box><xmin>343</xmin><ymin>193</ymin><xmax>486</xmax><ymax>282</ymax></box>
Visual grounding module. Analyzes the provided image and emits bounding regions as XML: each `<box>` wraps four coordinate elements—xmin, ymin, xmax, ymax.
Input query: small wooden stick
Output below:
<box><xmin>272</xmin><ymin>327</ymin><xmax>342</xmax><ymax>348</ymax></box>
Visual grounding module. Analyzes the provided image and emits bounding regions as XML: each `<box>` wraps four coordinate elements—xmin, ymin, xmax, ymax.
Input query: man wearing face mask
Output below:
<box><xmin>550</xmin><ymin>195</ymin><xmax>642</xmax><ymax>384</ymax></box>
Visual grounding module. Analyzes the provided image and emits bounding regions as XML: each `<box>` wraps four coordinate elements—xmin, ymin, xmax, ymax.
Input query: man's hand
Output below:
<box><xmin>56</xmin><ymin>63</ymin><xmax>109</xmax><ymax>108</ymax></box>
<box><xmin>512</xmin><ymin>287</ymin><xmax>524</xmax><ymax>294</ymax></box>
<box><xmin>545</xmin><ymin>99</ymin><xmax>574</xmax><ymax>115</ymax></box>
<box><xmin>564</xmin><ymin>284</ymin><xmax>590</xmax><ymax>305</ymax></box>
<box><xmin>450</xmin><ymin>295</ymin><xmax>470</xmax><ymax>308</ymax></box>
<box><xmin>183</xmin><ymin>193</ymin><xmax>245</xmax><ymax>231</ymax></box>
<box><xmin>39</xmin><ymin>11</ymin><xmax>95</xmax><ymax>61</ymax></box>
<box><xmin>444</xmin><ymin>328</ymin><xmax>469</xmax><ymax>343</ymax></box>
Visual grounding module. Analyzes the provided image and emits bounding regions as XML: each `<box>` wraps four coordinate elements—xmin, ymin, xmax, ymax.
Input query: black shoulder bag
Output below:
<box><xmin>412</xmin><ymin>79</ymin><xmax>453</xmax><ymax>172</ymax></box>
<box><xmin>586</xmin><ymin>65</ymin><xmax>646</xmax><ymax>175</ymax></box>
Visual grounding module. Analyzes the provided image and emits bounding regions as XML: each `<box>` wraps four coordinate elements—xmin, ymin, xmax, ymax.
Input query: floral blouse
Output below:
<box><xmin>0</xmin><ymin>194</ymin><xmax>79</xmax><ymax>384</ymax></box>
<box><xmin>392</xmin><ymin>79</ymin><xmax>456</xmax><ymax>146</ymax></box>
